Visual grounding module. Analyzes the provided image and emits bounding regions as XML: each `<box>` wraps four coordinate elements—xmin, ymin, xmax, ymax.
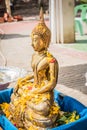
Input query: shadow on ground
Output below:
<box><xmin>58</xmin><ymin>64</ymin><xmax>87</xmax><ymax>94</ymax></box>
<box><xmin>3</xmin><ymin>34</ymin><xmax>30</xmax><ymax>39</ymax></box>
<box><xmin>76</xmin><ymin>39</ymin><xmax>87</xmax><ymax>43</ymax></box>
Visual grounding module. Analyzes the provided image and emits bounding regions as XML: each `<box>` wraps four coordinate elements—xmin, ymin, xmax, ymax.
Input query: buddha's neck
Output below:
<box><xmin>37</xmin><ymin>49</ymin><xmax>47</xmax><ymax>56</ymax></box>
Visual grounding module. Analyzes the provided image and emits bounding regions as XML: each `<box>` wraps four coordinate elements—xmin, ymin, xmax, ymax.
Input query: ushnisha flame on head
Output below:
<box><xmin>31</xmin><ymin>7</ymin><xmax>51</xmax><ymax>48</ymax></box>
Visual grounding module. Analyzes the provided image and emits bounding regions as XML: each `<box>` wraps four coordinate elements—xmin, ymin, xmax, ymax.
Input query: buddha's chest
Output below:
<box><xmin>31</xmin><ymin>54</ymin><xmax>49</xmax><ymax>72</ymax></box>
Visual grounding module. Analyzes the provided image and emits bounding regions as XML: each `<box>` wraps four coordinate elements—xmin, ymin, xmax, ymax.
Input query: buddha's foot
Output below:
<box><xmin>9</xmin><ymin>103</ymin><xmax>24</xmax><ymax>128</ymax></box>
<box><xmin>24</xmin><ymin>106</ymin><xmax>59</xmax><ymax>129</ymax></box>
<box><xmin>23</xmin><ymin>120</ymin><xmax>46</xmax><ymax>130</ymax></box>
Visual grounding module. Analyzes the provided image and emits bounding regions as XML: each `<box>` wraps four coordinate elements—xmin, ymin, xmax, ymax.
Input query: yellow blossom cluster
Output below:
<box><xmin>0</xmin><ymin>101</ymin><xmax>80</xmax><ymax>129</ymax></box>
<box><xmin>56</xmin><ymin>110</ymin><xmax>80</xmax><ymax>126</ymax></box>
<box><xmin>28</xmin><ymin>125</ymin><xmax>39</xmax><ymax>130</ymax></box>
<box><xmin>0</xmin><ymin>103</ymin><xmax>10</xmax><ymax>118</ymax></box>
<box><xmin>49</xmin><ymin>103</ymin><xmax>60</xmax><ymax>116</ymax></box>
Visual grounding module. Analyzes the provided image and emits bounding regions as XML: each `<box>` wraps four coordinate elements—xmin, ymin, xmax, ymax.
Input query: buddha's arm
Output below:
<box><xmin>17</xmin><ymin>53</ymin><xmax>35</xmax><ymax>83</ymax></box>
<box><xmin>22</xmin><ymin>72</ymin><xmax>34</xmax><ymax>81</ymax></box>
<box><xmin>33</xmin><ymin>60</ymin><xmax>58</xmax><ymax>94</ymax></box>
<box><xmin>14</xmin><ymin>72</ymin><xmax>34</xmax><ymax>92</ymax></box>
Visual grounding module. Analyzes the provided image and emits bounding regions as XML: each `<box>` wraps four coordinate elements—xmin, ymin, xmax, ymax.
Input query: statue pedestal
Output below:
<box><xmin>0</xmin><ymin>88</ymin><xmax>87</xmax><ymax>130</ymax></box>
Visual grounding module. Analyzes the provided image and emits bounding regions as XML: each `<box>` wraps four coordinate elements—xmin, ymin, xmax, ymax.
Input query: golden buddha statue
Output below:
<box><xmin>9</xmin><ymin>8</ymin><xmax>59</xmax><ymax>130</ymax></box>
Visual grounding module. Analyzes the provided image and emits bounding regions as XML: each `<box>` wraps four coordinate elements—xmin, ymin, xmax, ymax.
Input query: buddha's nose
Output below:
<box><xmin>31</xmin><ymin>43</ymin><xmax>35</xmax><ymax>49</ymax></box>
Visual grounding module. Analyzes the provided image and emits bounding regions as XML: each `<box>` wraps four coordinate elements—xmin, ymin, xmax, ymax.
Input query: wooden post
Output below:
<box><xmin>5</xmin><ymin>0</ymin><xmax>12</xmax><ymax>16</ymax></box>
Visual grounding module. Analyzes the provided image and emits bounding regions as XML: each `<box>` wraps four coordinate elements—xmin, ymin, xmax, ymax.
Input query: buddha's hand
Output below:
<box><xmin>27</xmin><ymin>87</ymin><xmax>38</xmax><ymax>95</ymax></box>
<box><xmin>15</xmin><ymin>73</ymin><xmax>34</xmax><ymax>87</ymax></box>
<box><xmin>13</xmin><ymin>83</ymin><xmax>19</xmax><ymax>94</ymax></box>
<box><xmin>13</xmin><ymin>77</ymin><xmax>25</xmax><ymax>93</ymax></box>
<box><xmin>33</xmin><ymin>79</ymin><xmax>56</xmax><ymax>94</ymax></box>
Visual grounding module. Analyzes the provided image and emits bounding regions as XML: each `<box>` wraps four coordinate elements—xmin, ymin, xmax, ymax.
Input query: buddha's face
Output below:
<box><xmin>32</xmin><ymin>34</ymin><xmax>45</xmax><ymax>52</ymax></box>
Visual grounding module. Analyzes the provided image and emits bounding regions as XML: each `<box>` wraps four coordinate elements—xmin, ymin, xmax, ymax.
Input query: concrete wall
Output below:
<box><xmin>62</xmin><ymin>0</ymin><xmax>75</xmax><ymax>43</ymax></box>
<box><xmin>50</xmin><ymin>0</ymin><xmax>75</xmax><ymax>43</ymax></box>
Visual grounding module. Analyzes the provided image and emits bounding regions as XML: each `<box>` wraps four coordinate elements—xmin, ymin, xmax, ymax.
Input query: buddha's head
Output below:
<box><xmin>31</xmin><ymin>8</ymin><xmax>51</xmax><ymax>52</ymax></box>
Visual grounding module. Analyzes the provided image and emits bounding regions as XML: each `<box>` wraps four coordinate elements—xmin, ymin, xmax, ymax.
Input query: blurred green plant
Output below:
<box><xmin>55</xmin><ymin>111</ymin><xmax>80</xmax><ymax>126</ymax></box>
